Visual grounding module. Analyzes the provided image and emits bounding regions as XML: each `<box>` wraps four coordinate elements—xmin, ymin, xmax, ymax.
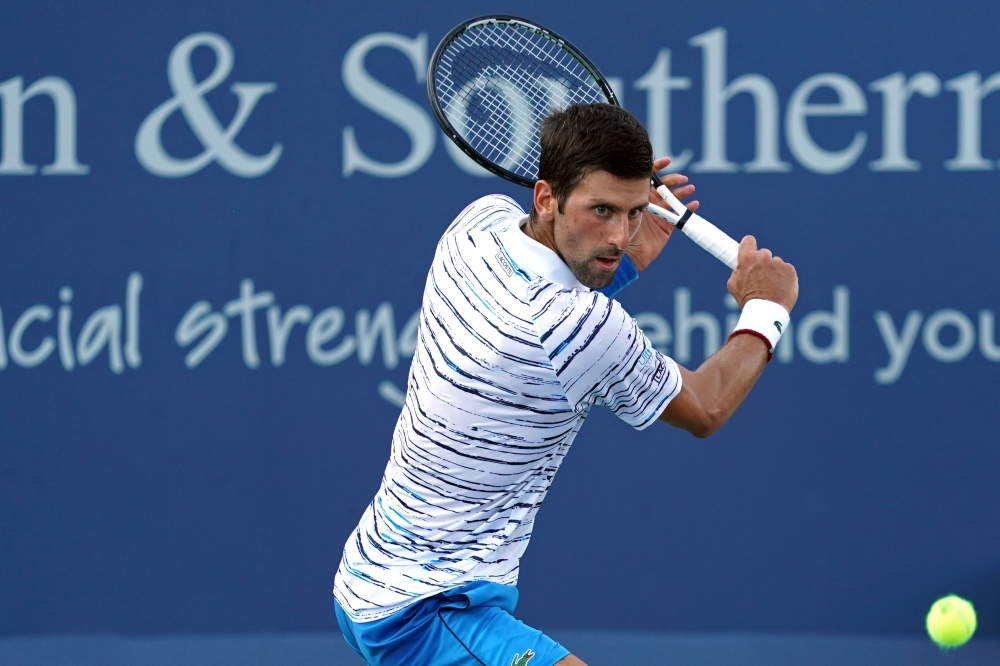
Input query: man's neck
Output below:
<box><xmin>521</xmin><ymin>216</ymin><xmax>559</xmax><ymax>257</ymax></box>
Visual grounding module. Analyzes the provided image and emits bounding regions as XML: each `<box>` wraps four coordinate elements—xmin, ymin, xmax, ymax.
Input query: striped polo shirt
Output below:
<box><xmin>334</xmin><ymin>194</ymin><xmax>682</xmax><ymax>621</ymax></box>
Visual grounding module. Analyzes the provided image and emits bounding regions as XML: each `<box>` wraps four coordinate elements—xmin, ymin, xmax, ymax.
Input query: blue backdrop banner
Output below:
<box><xmin>1</xmin><ymin>0</ymin><xmax>998</xmax><ymax>643</ymax></box>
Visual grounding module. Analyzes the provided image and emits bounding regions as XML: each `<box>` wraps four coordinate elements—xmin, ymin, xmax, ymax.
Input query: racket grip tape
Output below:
<box><xmin>680</xmin><ymin>213</ymin><xmax>739</xmax><ymax>270</ymax></box>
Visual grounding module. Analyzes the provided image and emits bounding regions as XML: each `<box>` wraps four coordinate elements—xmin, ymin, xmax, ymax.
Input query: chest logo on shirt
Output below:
<box><xmin>496</xmin><ymin>251</ymin><xmax>514</xmax><ymax>277</ymax></box>
<box><xmin>511</xmin><ymin>649</ymin><xmax>535</xmax><ymax>666</ymax></box>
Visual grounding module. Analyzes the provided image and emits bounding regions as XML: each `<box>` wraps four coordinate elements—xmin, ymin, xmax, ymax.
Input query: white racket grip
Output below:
<box><xmin>645</xmin><ymin>202</ymin><xmax>680</xmax><ymax>224</ymax></box>
<box><xmin>681</xmin><ymin>213</ymin><xmax>740</xmax><ymax>270</ymax></box>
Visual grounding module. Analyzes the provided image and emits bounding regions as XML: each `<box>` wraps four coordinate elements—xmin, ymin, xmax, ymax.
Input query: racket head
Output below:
<box><xmin>428</xmin><ymin>15</ymin><xmax>619</xmax><ymax>187</ymax></box>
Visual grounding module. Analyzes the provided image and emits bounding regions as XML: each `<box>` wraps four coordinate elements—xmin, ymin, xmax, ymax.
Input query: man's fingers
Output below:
<box><xmin>659</xmin><ymin>172</ymin><xmax>688</xmax><ymax>188</ymax></box>
<box><xmin>670</xmin><ymin>183</ymin><xmax>695</xmax><ymax>200</ymax></box>
<box><xmin>736</xmin><ymin>236</ymin><xmax>757</xmax><ymax>271</ymax></box>
<box><xmin>685</xmin><ymin>200</ymin><xmax>700</xmax><ymax>212</ymax></box>
<box><xmin>653</xmin><ymin>156</ymin><xmax>672</xmax><ymax>170</ymax></box>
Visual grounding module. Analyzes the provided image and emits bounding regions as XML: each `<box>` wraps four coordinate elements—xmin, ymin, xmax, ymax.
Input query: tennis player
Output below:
<box><xmin>333</xmin><ymin>103</ymin><xmax>798</xmax><ymax>666</ymax></box>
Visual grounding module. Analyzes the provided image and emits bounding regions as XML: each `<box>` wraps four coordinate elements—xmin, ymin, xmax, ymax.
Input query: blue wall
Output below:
<box><xmin>1</xmin><ymin>0</ymin><xmax>998</xmax><ymax>639</ymax></box>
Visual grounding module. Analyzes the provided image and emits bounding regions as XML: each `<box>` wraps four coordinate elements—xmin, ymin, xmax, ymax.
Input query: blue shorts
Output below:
<box><xmin>334</xmin><ymin>581</ymin><xmax>570</xmax><ymax>666</ymax></box>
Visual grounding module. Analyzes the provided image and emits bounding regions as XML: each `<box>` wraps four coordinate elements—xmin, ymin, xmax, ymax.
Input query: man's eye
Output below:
<box><xmin>628</xmin><ymin>209</ymin><xmax>643</xmax><ymax>219</ymax></box>
<box><xmin>594</xmin><ymin>206</ymin><xmax>609</xmax><ymax>216</ymax></box>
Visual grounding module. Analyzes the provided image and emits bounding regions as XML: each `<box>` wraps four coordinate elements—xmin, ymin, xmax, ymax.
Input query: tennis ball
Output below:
<box><xmin>926</xmin><ymin>595</ymin><xmax>976</xmax><ymax>648</ymax></box>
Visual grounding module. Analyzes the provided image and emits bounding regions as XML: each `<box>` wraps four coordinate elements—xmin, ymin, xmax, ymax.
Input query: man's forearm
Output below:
<box><xmin>658</xmin><ymin>334</ymin><xmax>769</xmax><ymax>437</ymax></box>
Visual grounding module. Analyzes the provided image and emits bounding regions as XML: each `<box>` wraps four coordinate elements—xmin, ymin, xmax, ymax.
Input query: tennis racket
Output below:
<box><xmin>427</xmin><ymin>15</ymin><xmax>741</xmax><ymax>271</ymax></box>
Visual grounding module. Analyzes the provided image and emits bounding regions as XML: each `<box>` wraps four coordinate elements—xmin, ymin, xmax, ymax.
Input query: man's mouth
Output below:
<box><xmin>594</xmin><ymin>256</ymin><xmax>621</xmax><ymax>271</ymax></box>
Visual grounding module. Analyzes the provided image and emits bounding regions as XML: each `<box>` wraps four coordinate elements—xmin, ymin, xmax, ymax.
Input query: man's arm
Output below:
<box><xmin>659</xmin><ymin>335</ymin><xmax>767</xmax><ymax>437</ymax></box>
<box><xmin>659</xmin><ymin>235</ymin><xmax>798</xmax><ymax>437</ymax></box>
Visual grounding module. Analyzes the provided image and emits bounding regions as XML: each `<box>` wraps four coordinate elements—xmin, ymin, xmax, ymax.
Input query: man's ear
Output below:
<box><xmin>532</xmin><ymin>180</ymin><xmax>556</xmax><ymax>223</ymax></box>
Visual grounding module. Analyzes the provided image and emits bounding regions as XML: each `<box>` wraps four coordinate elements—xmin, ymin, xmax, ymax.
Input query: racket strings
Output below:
<box><xmin>435</xmin><ymin>20</ymin><xmax>608</xmax><ymax>180</ymax></box>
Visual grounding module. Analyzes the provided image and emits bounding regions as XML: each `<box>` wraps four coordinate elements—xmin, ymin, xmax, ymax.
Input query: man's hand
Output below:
<box><xmin>726</xmin><ymin>235</ymin><xmax>799</xmax><ymax>313</ymax></box>
<box><xmin>625</xmin><ymin>156</ymin><xmax>700</xmax><ymax>272</ymax></box>
<box><xmin>660</xmin><ymin>236</ymin><xmax>798</xmax><ymax>437</ymax></box>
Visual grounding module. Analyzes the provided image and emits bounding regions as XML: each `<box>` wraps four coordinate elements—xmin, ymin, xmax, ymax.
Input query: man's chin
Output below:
<box><xmin>572</xmin><ymin>263</ymin><xmax>619</xmax><ymax>290</ymax></box>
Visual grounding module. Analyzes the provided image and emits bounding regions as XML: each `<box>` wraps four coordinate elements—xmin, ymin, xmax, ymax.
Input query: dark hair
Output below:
<box><xmin>533</xmin><ymin>103</ymin><xmax>652</xmax><ymax>217</ymax></box>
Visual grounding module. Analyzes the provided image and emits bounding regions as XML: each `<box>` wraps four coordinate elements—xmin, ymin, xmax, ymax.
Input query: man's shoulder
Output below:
<box><xmin>467</xmin><ymin>193</ymin><xmax>525</xmax><ymax>218</ymax></box>
<box><xmin>442</xmin><ymin>194</ymin><xmax>526</xmax><ymax>239</ymax></box>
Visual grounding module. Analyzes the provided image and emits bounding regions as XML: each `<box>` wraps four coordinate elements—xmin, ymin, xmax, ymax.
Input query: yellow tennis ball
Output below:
<box><xmin>926</xmin><ymin>595</ymin><xmax>976</xmax><ymax>648</ymax></box>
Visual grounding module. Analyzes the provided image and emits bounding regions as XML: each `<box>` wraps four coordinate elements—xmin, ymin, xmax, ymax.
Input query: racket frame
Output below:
<box><xmin>428</xmin><ymin>14</ymin><xmax>742</xmax><ymax>271</ymax></box>
<box><xmin>427</xmin><ymin>15</ymin><xmax>619</xmax><ymax>187</ymax></box>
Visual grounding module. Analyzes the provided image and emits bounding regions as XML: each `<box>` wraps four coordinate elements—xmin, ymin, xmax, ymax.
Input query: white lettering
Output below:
<box><xmin>980</xmin><ymin>310</ymin><xmax>1000</xmax><ymax>361</ymax></box>
<box><xmin>58</xmin><ymin>286</ymin><xmax>74</xmax><ymax>371</ymax></box>
<box><xmin>306</xmin><ymin>307</ymin><xmax>354</xmax><ymax>365</ymax></box>
<box><xmin>634</xmin><ymin>49</ymin><xmax>693</xmax><ymax>171</ymax></box>
<box><xmin>922</xmin><ymin>309</ymin><xmax>975</xmax><ymax>362</ymax></box>
<box><xmin>873</xmin><ymin>310</ymin><xmax>923</xmax><ymax>384</ymax></box>
<box><xmin>356</xmin><ymin>302</ymin><xmax>399</xmax><ymax>368</ymax></box>
<box><xmin>776</xmin><ymin>320</ymin><xmax>794</xmax><ymax>364</ymax></box>
<box><xmin>689</xmin><ymin>28</ymin><xmax>789</xmax><ymax>173</ymax></box>
<box><xmin>342</xmin><ymin>32</ymin><xmax>435</xmax><ymax>177</ymax></box>
<box><xmin>378</xmin><ymin>380</ymin><xmax>407</xmax><ymax>408</ymax></box>
<box><xmin>397</xmin><ymin>310</ymin><xmax>420</xmax><ymax>358</ymax></box>
<box><xmin>76</xmin><ymin>306</ymin><xmax>124</xmax><ymax>374</ymax></box>
<box><xmin>0</xmin><ymin>76</ymin><xmax>89</xmax><ymax>175</ymax></box>
<box><xmin>635</xmin><ymin>312</ymin><xmax>672</xmax><ymax>354</ymax></box>
<box><xmin>135</xmin><ymin>33</ymin><xmax>282</xmax><ymax>178</ymax></box>
<box><xmin>673</xmin><ymin>288</ymin><xmax>720</xmax><ymax>363</ymax></box>
<box><xmin>125</xmin><ymin>272</ymin><xmax>142</xmax><ymax>369</ymax></box>
<box><xmin>868</xmin><ymin>72</ymin><xmax>940</xmax><ymax>171</ymax></box>
<box><xmin>223</xmin><ymin>278</ymin><xmax>275</xmax><ymax>369</ymax></box>
<box><xmin>267</xmin><ymin>305</ymin><xmax>313</xmax><ymax>366</ymax></box>
<box><xmin>445</xmin><ymin>76</ymin><xmax>533</xmax><ymax>172</ymax></box>
<box><xmin>945</xmin><ymin>71</ymin><xmax>1000</xmax><ymax>170</ymax></box>
<box><xmin>797</xmin><ymin>286</ymin><xmax>849</xmax><ymax>363</ymax></box>
<box><xmin>9</xmin><ymin>305</ymin><xmax>55</xmax><ymax>367</ymax></box>
<box><xmin>786</xmin><ymin>74</ymin><xmax>867</xmax><ymax>174</ymax></box>
<box><xmin>175</xmin><ymin>301</ymin><xmax>229</xmax><ymax>368</ymax></box>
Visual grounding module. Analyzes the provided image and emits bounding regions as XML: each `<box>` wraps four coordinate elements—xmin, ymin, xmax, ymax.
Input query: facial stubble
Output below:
<box><xmin>553</xmin><ymin>218</ymin><xmax>624</xmax><ymax>289</ymax></box>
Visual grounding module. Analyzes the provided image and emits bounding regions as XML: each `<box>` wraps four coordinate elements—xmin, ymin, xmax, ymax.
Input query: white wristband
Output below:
<box><xmin>729</xmin><ymin>299</ymin><xmax>790</xmax><ymax>361</ymax></box>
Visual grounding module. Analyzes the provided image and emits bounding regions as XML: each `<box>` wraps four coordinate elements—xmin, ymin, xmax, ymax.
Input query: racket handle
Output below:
<box><xmin>681</xmin><ymin>213</ymin><xmax>739</xmax><ymax>270</ymax></box>
<box><xmin>646</xmin><ymin>203</ymin><xmax>739</xmax><ymax>270</ymax></box>
<box><xmin>655</xmin><ymin>183</ymin><xmax>687</xmax><ymax>215</ymax></box>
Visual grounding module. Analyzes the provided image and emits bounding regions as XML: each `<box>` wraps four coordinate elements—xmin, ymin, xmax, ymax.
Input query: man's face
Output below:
<box><xmin>551</xmin><ymin>170</ymin><xmax>650</xmax><ymax>289</ymax></box>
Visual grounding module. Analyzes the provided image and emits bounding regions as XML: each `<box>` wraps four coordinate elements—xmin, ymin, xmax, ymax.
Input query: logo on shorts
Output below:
<box><xmin>496</xmin><ymin>251</ymin><xmax>514</xmax><ymax>277</ymax></box>
<box><xmin>511</xmin><ymin>649</ymin><xmax>535</xmax><ymax>666</ymax></box>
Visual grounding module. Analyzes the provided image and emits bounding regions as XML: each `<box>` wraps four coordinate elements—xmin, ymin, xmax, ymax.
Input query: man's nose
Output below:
<box><xmin>608</xmin><ymin>212</ymin><xmax>631</xmax><ymax>250</ymax></box>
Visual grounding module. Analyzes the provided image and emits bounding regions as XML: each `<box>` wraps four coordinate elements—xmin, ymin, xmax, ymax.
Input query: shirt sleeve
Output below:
<box><xmin>533</xmin><ymin>288</ymin><xmax>682</xmax><ymax>430</ymax></box>
<box><xmin>440</xmin><ymin>194</ymin><xmax>525</xmax><ymax>241</ymax></box>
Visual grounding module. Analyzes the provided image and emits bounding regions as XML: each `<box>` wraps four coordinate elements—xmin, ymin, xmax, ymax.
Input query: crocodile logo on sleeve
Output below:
<box><xmin>511</xmin><ymin>649</ymin><xmax>535</xmax><ymax>666</ymax></box>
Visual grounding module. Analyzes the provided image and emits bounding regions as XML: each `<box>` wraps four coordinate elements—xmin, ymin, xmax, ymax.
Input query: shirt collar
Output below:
<box><xmin>500</xmin><ymin>215</ymin><xmax>589</xmax><ymax>292</ymax></box>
